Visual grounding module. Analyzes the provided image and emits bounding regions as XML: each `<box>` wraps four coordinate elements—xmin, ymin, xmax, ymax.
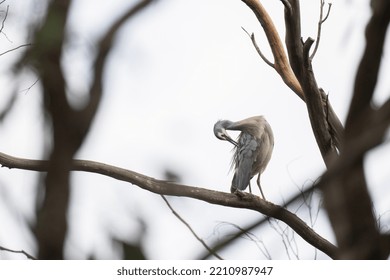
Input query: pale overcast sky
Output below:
<box><xmin>1</xmin><ymin>0</ymin><xmax>389</xmax><ymax>259</ymax></box>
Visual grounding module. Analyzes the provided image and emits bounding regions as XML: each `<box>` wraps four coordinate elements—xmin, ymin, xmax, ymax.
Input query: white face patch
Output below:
<box><xmin>217</xmin><ymin>130</ymin><xmax>227</xmax><ymax>140</ymax></box>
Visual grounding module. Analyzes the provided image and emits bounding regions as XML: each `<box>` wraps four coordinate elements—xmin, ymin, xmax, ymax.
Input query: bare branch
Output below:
<box><xmin>200</xmin><ymin>184</ymin><xmax>318</xmax><ymax>260</ymax></box>
<box><xmin>0</xmin><ymin>245</ymin><xmax>36</xmax><ymax>260</ymax></box>
<box><xmin>345</xmin><ymin>0</ymin><xmax>390</xmax><ymax>130</ymax></box>
<box><xmin>242</xmin><ymin>27</ymin><xmax>274</xmax><ymax>68</ymax></box>
<box><xmin>322</xmin><ymin>1</ymin><xmax>390</xmax><ymax>258</ymax></box>
<box><xmin>216</xmin><ymin>222</ymin><xmax>272</xmax><ymax>259</ymax></box>
<box><xmin>321</xmin><ymin>101</ymin><xmax>390</xmax><ymax>258</ymax></box>
<box><xmin>321</xmin><ymin>103</ymin><xmax>390</xmax><ymax>186</ymax></box>
<box><xmin>0</xmin><ymin>151</ymin><xmax>338</xmax><ymax>259</ymax></box>
<box><xmin>320</xmin><ymin>89</ymin><xmax>342</xmax><ymax>150</ymax></box>
<box><xmin>241</xmin><ymin>1</ymin><xmax>343</xmax><ymax>155</ymax></box>
<box><xmin>280</xmin><ymin>0</ymin><xmax>292</xmax><ymax>14</ymax></box>
<box><xmin>86</xmin><ymin>0</ymin><xmax>154</xmax><ymax>123</ymax></box>
<box><xmin>310</xmin><ymin>1</ymin><xmax>332</xmax><ymax>60</ymax></box>
<box><xmin>0</xmin><ymin>4</ymin><xmax>9</xmax><ymax>34</ymax></box>
<box><xmin>301</xmin><ymin>37</ymin><xmax>339</xmax><ymax>167</ymax></box>
<box><xmin>19</xmin><ymin>78</ymin><xmax>40</xmax><ymax>94</ymax></box>
<box><xmin>21</xmin><ymin>0</ymin><xmax>154</xmax><ymax>259</ymax></box>
<box><xmin>322</xmin><ymin>2</ymin><xmax>332</xmax><ymax>23</ymax></box>
<box><xmin>0</xmin><ymin>43</ymin><xmax>32</xmax><ymax>57</ymax></box>
<box><xmin>281</xmin><ymin>0</ymin><xmax>304</xmax><ymax>81</ymax></box>
<box><xmin>279</xmin><ymin>0</ymin><xmax>341</xmax><ymax>165</ymax></box>
<box><xmin>161</xmin><ymin>195</ymin><xmax>223</xmax><ymax>260</ymax></box>
<box><xmin>241</xmin><ymin>0</ymin><xmax>304</xmax><ymax>100</ymax></box>
<box><xmin>31</xmin><ymin>0</ymin><xmax>73</xmax><ymax>260</ymax></box>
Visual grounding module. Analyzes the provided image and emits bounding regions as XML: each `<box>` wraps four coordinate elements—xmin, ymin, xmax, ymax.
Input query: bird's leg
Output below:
<box><xmin>248</xmin><ymin>181</ymin><xmax>252</xmax><ymax>194</ymax></box>
<box><xmin>256</xmin><ymin>174</ymin><xmax>266</xmax><ymax>200</ymax></box>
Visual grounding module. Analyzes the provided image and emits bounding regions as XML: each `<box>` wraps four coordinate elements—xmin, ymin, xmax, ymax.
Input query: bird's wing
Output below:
<box><xmin>231</xmin><ymin>133</ymin><xmax>258</xmax><ymax>191</ymax></box>
<box><xmin>252</xmin><ymin>128</ymin><xmax>274</xmax><ymax>175</ymax></box>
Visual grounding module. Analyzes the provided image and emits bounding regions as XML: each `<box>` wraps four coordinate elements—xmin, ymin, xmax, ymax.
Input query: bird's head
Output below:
<box><xmin>213</xmin><ymin>120</ymin><xmax>238</xmax><ymax>146</ymax></box>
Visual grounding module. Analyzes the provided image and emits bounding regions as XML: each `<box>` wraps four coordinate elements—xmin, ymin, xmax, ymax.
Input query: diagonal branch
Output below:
<box><xmin>242</xmin><ymin>27</ymin><xmax>275</xmax><ymax>68</ymax></box>
<box><xmin>0</xmin><ymin>151</ymin><xmax>338</xmax><ymax>259</ymax></box>
<box><xmin>301</xmin><ymin>37</ymin><xmax>338</xmax><ymax>166</ymax></box>
<box><xmin>320</xmin><ymin>0</ymin><xmax>390</xmax><ymax>259</ymax></box>
<box><xmin>0</xmin><ymin>245</ymin><xmax>36</xmax><ymax>260</ymax></box>
<box><xmin>0</xmin><ymin>43</ymin><xmax>32</xmax><ymax>57</ymax></box>
<box><xmin>161</xmin><ymin>195</ymin><xmax>223</xmax><ymax>260</ymax></box>
<box><xmin>241</xmin><ymin>0</ymin><xmax>304</xmax><ymax>100</ymax></box>
<box><xmin>241</xmin><ymin>0</ymin><xmax>343</xmax><ymax>160</ymax></box>
<box><xmin>345</xmin><ymin>0</ymin><xmax>390</xmax><ymax>131</ymax></box>
<box><xmin>84</xmin><ymin>0</ymin><xmax>154</xmax><ymax>126</ymax></box>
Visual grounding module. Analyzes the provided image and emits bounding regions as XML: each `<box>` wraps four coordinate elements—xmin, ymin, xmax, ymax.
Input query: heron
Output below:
<box><xmin>213</xmin><ymin>116</ymin><xmax>274</xmax><ymax>199</ymax></box>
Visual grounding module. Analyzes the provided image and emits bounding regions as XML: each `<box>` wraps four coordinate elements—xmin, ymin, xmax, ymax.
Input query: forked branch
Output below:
<box><xmin>242</xmin><ymin>27</ymin><xmax>275</xmax><ymax>68</ymax></box>
<box><xmin>310</xmin><ymin>0</ymin><xmax>332</xmax><ymax>60</ymax></box>
<box><xmin>241</xmin><ymin>0</ymin><xmax>304</xmax><ymax>100</ymax></box>
<box><xmin>241</xmin><ymin>0</ymin><xmax>342</xmax><ymax>161</ymax></box>
<box><xmin>0</xmin><ymin>245</ymin><xmax>36</xmax><ymax>260</ymax></box>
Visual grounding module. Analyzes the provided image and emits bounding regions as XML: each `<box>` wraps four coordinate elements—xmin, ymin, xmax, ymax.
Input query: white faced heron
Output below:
<box><xmin>214</xmin><ymin>116</ymin><xmax>274</xmax><ymax>199</ymax></box>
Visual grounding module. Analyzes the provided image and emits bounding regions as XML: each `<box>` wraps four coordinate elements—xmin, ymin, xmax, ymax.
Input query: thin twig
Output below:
<box><xmin>160</xmin><ymin>195</ymin><xmax>223</xmax><ymax>260</ymax></box>
<box><xmin>311</xmin><ymin>1</ymin><xmax>332</xmax><ymax>59</ymax></box>
<box><xmin>321</xmin><ymin>3</ymin><xmax>332</xmax><ymax>23</ymax></box>
<box><xmin>0</xmin><ymin>4</ymin><xmax>9</xmax><ymax>34</ymax></box>
<box><xmin>218</xmin><ymin>222</ymin><xmax>272</xmax><ymax>259</ymax></box>
<box><xmin>242</xmin><ymin>26</ymin><xmax>274</xmax><ymax>68</ymax></box>
<box><xmin>0</xmin><ymin>245</ymin><xmax>36</xmax><ymax>260</ymax></box>
<box><xmin>0</xmin><ymin>43</ymin><xmax>32</xmax><ymax>57</ymax></box>
<box><xmin>20</xmin><ymin>78</ymin><xmax>40</xmax><ymax>94</ymax></box>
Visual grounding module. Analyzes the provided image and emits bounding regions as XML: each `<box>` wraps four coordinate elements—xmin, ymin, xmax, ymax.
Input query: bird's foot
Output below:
<box><xmin>231</xmin><ymin>188</ymin><xmax>245</xmax><ymax>199</ymax></box>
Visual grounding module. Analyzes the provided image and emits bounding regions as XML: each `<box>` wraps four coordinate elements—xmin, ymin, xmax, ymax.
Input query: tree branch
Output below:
<box><xmin>281</xmin><ymin>0</ymin><xmax>304</xmax><ymax>81</ymax></box>
<box><xmin>301</xmin><ymin>37</ymin><xmax>338</xmax><ymax>167</ymax></box>
<box><xmin>345</xmin><ymin>0</ymin><xmax>390</xmax><ymax>131</ymax></box>
<box><xmin>281</xmin><ymin>0</ymin><xmax>340</xmax><ymax>166</ymax></box>
<box><xmin>0</xmin><ymin>4</ymin><xmax>9</xmax><ymax>34</ymax></box>
<box><xmin>0</xmin><ymin>245</ymin><xmax>36</xmax><ymax>260</ymax></box>
<box><xmin>310</xmin><ymin>1</ymin><xmax>332</xmax><ymax>60</ymax></box>
<box><xmin>241</xmin><ymin>0</ymin><xmax>304</xmax><ymax>100</ymax></box>
<box><xmin>161</xmin><ymin>195</ymin><xmax>223</xmax><ymax>260</ymax></box>
<box><xmin>0</xmin><ymin>151</ymin><xmax>337</xmax><ymax>259</ymax></box>
<box><xmin>241</xmin><ymin>27</ymin><xmax>275</xmax><ymax>68</ymax></box>
<box><xmin>0</xmin><ymin>43</ymin><xmax>32</xmax><ymax>57</ymax></box>
<box><xmin>241</xmin><ymin>0</ymin><xmax>344</xmax><ymax>156</ymax></box>
<box><xmin>320</xmin><ymin>0</ymin><xmax>390</xmax><ymax>258</ymax></box>
<box><xmin>20</xmin><ymin>0</ymin><xmax>154</xmax><ymax>259</ymax></box>
<box><xmin>201</xmin><ymin>181</ymin><xmax>323</xmax><ymax>259</ymax></box>
<box><xmin>27</xmin><ymin>0</ymin><xmax>73</xmax><ymax>260</ymax></box>
<box><xmin>85</xmin><ymin>0</ymin><xmax>154</xmax><ymax>127</ymax></box>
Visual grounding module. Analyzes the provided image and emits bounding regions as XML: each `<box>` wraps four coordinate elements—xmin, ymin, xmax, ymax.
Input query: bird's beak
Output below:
<box><xmin>225</xmin><ymin>135</ymin><xmax>238</xmax><ymax>146</ymax></box>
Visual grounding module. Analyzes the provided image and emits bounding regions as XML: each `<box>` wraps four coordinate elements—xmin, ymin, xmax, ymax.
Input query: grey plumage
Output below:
<box><xmin>214</xmin><ymin>116</ymin><xmax>274</xmax><ymax>198</ymax></box>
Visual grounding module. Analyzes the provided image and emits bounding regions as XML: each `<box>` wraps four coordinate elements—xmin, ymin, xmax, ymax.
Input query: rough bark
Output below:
<box><xmin>240</xmin><ymin>0</ymin><xmax>390</xmax><ymax>259</ymax></box>
<box><xmin>0</xmin><ymin>152</ymin><xmax>337</xmax><ymax>259</ymax></box>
